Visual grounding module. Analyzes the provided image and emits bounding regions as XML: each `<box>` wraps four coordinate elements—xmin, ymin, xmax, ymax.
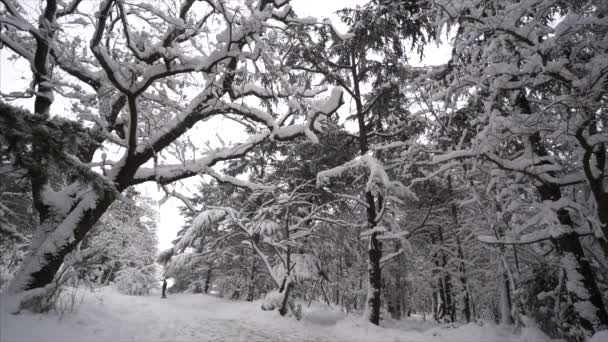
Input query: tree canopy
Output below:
<box><xmin>1</xmin><ymin>0</ymin><xmax>607</xmax><ymax>340</ymax></box>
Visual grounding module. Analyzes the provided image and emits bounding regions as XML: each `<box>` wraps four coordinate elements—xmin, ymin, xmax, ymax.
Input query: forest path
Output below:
<box><xmin>1</xmin><ymin>286</ymin><xmax>543</xmax><ymax>342</ymax></box>
<box><xmin>1</xmin><ymin>287</ymin><xmax>341</xmax><ymax>342</ymax></box>
<box><xmin>129</xmin><ymin>292</ymin><xmax>330</xmax><ymax>342</ymax></box>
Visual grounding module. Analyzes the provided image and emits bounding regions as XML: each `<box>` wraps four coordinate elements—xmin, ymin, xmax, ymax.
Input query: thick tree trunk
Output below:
<box><xmin>8</xmin><ymin>189</ymin><xmax>115</xmax><ymax>295</ymax></box>
<box><xmin>246</xmin><ymin>258</ymin><xmax>257</xmax><ymax>301</ymax></box>
<box><xmin>537</xmin><ymin>177</ymin><xmax>608</xmax><ymax>335</ymax></box>
<box><xmin>443</xmin><ymin>272</ymin><xmax>454</xmax><ymax>322</ymax></box>
<box><xmin>576</xmin><ymin>115</ymin><xmax>608</xmax><ymax>257</ymax></box>
<box><xmin>365</xmin><ymin>192</ymin><xmax>382</xmax><ymax>325</ymax></box>
<box><xmin>367</xmin><ymin>231</ymin><xmax>382</xmax><ymax>324</ymax></box>
<box><xmin>519</xmin><ymin>92</ymin><xmax>608</xmax><ymax>335</ymax></box>
<box><xmin>348</xmin><ymin>46</ymin><xmax>383</xmax><ymax>325</ymax></box>
<box><xmin>204</xmin><ymin>265</ymin><xmax>213</xmax><ymax>294</ymax></box>
<box><xmin>554</xmin><ymin>228</ymin><xmax>608</xmax><ymax>334</ymax></box>
<box><xmin>498</xmin><ymin>263</ymin><xmax>514</xmax><ymax>325</ymax></box>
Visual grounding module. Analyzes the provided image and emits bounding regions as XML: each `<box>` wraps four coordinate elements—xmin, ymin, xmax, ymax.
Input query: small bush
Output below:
<box><xmin>114</xmin><ymin>266</ymin><xmax>157</xmax><ymax>296</ymax></box>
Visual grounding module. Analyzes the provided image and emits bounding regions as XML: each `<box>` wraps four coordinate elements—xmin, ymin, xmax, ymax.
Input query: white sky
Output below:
<box><xmin>0</xmin><ymin>0</ymin><xmax>451</xmax><ymax>252</ymax></box>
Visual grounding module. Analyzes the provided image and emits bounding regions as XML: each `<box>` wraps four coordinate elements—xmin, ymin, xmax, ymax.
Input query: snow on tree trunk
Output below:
<box><xmin>7</xmin><ymin>189</ymin><xmax>114</xmax><ymax>295</ymax></box>
<box><xmin>366</xmin><ymin>230</ymin><xmax>382</xmax><ymax>325</ymax></box>
<box><xmin>556</xmin><ymin>232</ymin><xmax>608</xmax><ymax>336</ymax></box>
<box><xmin>523</xmin><ymin>90</ymin><xmax>608</xmax><ymax>335</ymax></box>
<box><xmin>364</xmin><ymin>191</ymin><xmax>382</xmax><ymax>325</ymax></box>
<box><xmin>535</xmin><ymin>175</ymin><xmax>607</xmax><ymax>335</ymax></box>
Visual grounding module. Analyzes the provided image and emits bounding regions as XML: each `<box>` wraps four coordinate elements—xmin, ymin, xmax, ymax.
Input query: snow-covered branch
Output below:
<box><xmin>131</xmin><ymin>133</ymin><xmax>267</xmax><ymax>186</ymax></box>
<box><xmin>174</xmin><ymin>209</ymin><xmax>228</xmax><ymax>252</ymax></box>
<box><xmin>205</xmin><ymin>168</ymin><xmax>274</xmax><ymax>192</ymax></box>
<box><xmin>131</xmin><ymin>87</ymin><xmax>343</xmax><ymax>186</ymax></box>
<box><xmin>318</xmin><ymin>154</ymin><xmax>416</xmax><ymax>200</ymax></box>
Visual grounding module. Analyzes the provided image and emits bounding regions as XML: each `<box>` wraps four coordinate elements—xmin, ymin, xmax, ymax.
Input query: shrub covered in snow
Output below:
<box><xmin>261</xmin><ymin>289</ymin><xmax>302</xmax><ymax>320</ymax></box>
<box><xmin>261</xmin><ymin>290</ymin><xmax>284</xmax><ymax>311</ymax></box>
<box><xmin>114</xmin><ymin>266</ymin><xmax>157</xmax><ymax>296</ymax></box>
<box><xmin>70</xmin><ymin>189</ymin><xmax>159</xmax><ymax>295</ymax></box>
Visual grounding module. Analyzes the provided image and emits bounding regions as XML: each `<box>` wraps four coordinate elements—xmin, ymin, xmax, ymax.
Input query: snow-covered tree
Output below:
<box><xmin>285</xmin><ymin>0</ymin><xmax>434</xmax><ymax>324</ymax></box>
<box><xmin>2</xmin><ymin>0</ymin><xmax>607</xmax><ymax>339</ymax></box>
<box><xmin>67</xmin><ymin>188</ymin><xmax>158</xmax><ymax>295</ymax></box>
<box><xmin>0</xmin><ymin>0</ymin><xmax>343</xmax><ymax>308</ymax></box>
<box><xmin>408</xmin><ymin>0</ymin><xmax>608</xmax><ymax>338</ymax></box>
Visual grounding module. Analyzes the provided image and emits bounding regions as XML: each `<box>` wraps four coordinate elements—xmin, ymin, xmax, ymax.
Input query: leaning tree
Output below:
<box><xmin>0</xmin><ymin>0</ymin><xmax>344</xmax><ymax>307</ymax></box>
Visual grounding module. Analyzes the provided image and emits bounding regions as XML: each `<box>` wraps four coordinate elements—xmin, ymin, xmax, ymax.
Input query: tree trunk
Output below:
<box><xmin>8</xmin><ymin>189</ymin><xmax>115</xmax><ymax>295</ymax></box>
<box><xmin>320</xmin><ymin>281</ymin><xmax>331</xmax><ymax>306</ymax></box>
<box><xmin>554</xmin><ymin>228</ymin><xmax>608</xmax><ymax>334</ymax></box>
<box><xmin>436</xmin><ymin>226</ymin><xmax>454</xmax><ymax>323</ymax></box>
<box><xmin>576</xmin><ymin>114</ymin><xmax>608</xmax><ymax>258</ymax></box>
<box><xmin>498</xmin><ymin>263</ymin><xmax>514</xmax><ymax>325</ymax></box>
<box><xmin>456</xmin><ymin>240</ymin><xmax>471</xmax><ymax>322</ymax></box>
<box><xmin>246</xmin><ymin>258</ymin><xmax>257</xmax><ymax>301</ymax></box>
<box><xmin>366</xmin><ymin>192</ymin><xmax>382</xmax><ymax>325</ymax></box>
<box><xmin>279</xmin><ymin>281</ymin><xmax>293</xmax><ymax>316</ymax></box>
<box><xmin>204</xmin><ymin>265</ymin><xmax>213</xmax><ymax>294</ymax></box>
<box><xmin>519</xmin><ymin>93</ymin><xmax>608</xmax><ymax>335</ymax></box>
<box><xmin>348</xmin><ymin>45</ymin><xmax>383</xmax><ymax>325</ymax></box>
<box><xmin>447</xmin><ymin>175</ymin><xmax>471</xmax><ymax>322</ymax></box>
<box><xmin>102</xmin><ymin>263</ymin><xmax>117</xmax><ymax>286</ymax></box>
<box><xmin>444</xmin><ymin>272</ymin><xmax>454</xmax><ymax>322</ymax></box>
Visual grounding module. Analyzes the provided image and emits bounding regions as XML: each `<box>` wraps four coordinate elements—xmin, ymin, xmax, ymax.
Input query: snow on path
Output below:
<box><xmin>1</xmin><ymin>287</ymin><xmax>552</xmax><ymax>342</ymax></box>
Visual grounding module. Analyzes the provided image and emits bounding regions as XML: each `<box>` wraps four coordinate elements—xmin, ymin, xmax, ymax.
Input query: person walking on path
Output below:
<box><xmin>162</xmin><ymin>279</ymin><xmax>167</xmax><ymax>299</ymax></box>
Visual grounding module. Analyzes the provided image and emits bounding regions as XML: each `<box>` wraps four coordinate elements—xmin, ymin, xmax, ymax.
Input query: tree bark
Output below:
<box><xmin>279</xmin><ymin>281</ymin><xmax>294</xmax><ymax>316</ymax></box>
<box><xmin>447</xmin><ymin>175</ymin><xmax>471</xmax><ymax>322</ymax></box>
<box><xmin>8</xmin><ymin>188</ymin><xmax>115</xmax><ymax>294</ymax></box>
<box><xmin>576</xmin><ymin>115</ymin><xmax>608</xmax><ymax>258</ymax></box>
<box><xmin>498</xmin><ymin>263</ymin><xmax>514</xmax><ymax>325</ymax></box>
<box><xmin>246</xmin><ymin>258</ymin><xmax>257</xmax><ymax>301</ymax></box>
<box><xmin>366</xmin><ymin>192</ymin><xmax>382</xmax><ymax>325</ymax></box>
<box><xmin>204</xmin><ymin>265</ymin><xmax>213</xmax><ymax>294</ymax></box>
<box><xmin>348</xmin><ymin>47</ymin><xmax>382</xmax><ymax>325</ymax></box>
<box><xmin>436</xmin><ymin>226</ymin><xmax>454</xmax><ymax>323</ymax></box>
<box><xmin>520</xmin><ymin>93</ymin><xmax>608</xmax><ymax>335</ymax></box>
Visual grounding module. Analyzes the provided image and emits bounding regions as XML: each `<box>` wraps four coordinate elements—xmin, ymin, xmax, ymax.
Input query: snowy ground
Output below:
<box><xmin>1</xmin><ymin>286</ymin><xmax>554</xmax><ymax>342</ymax></box>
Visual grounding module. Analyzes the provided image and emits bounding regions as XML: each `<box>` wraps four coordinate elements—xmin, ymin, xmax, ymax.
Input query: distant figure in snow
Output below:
<box><xmin>162</xmin><ymin>279</ymin><xmax>167</xmax><ymax>299</ymax></box>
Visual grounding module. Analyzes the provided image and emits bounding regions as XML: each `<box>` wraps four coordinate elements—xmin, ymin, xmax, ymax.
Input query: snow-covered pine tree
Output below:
<box><xmin>288</xmin><ymin>0</ymin><xmax>433</xmax><ymax>324</ymax></box>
